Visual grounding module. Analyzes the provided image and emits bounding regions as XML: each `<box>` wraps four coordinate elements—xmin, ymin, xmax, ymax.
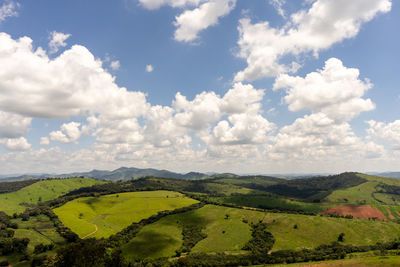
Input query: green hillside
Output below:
<box><xmin>325</xmin><ymin>174</ymin><xmax>400</xmax><ymax>205</ymax></box>
<box><xmin>53</xmin><ymin>191</ymin><xmax>199</xmax><ymax>238</ymax></box>
<box><xmin>0</xmin><ymin>178</ymin><xmax>105</xmax><ymax>214</ymax></box>
<box><xmin>122</xmin><ymin>204</ymin><xmax>400</xmax><ymax>261</ymax></box>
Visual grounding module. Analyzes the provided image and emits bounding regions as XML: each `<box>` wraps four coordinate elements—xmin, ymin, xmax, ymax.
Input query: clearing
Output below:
<box><xmin>53</xmin><ymin>190</ymin><xmax>198</xmax><ymax>238</ymax></box>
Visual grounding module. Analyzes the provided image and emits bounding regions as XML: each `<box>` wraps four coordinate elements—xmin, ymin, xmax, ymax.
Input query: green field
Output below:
<box><xmin>122</xmin><ymin>204</ymin><xmax>400</xmax><ymax>261</ymax></box>
<box><xmin>0</xmin><ymin>178</ymin><xmax>104</xmax><ymax>214</ymax></box>
<box><xmin>324</xmin><ymin>174</ymin><xmax>400</xmax><ymax>206</ymax></box>
<box><xmin>272</xmin><ymin>252</ymin><xmax>400</xmax><ymax>266</ymax></box>
<box><xmin>209</xmin><ymin>195</ymin><xmax>329</xmax><ymax>213</ymax></box>
<box><xmin>53</xmin><ymin>191</ymin><xmax>199</xmax><ymax>238</ymax></box>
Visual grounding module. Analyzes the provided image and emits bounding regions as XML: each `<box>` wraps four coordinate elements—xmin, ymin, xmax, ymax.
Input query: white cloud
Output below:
<box><xmin>0</xmin><ymin>111</ymin><xmax>31</xmax><ymax>138</ymax></box>
<box><xmin>146</xmin><ymin>64</ymin><xmax>154</xmax><ymax>72</ymax></box>
<box><xmin>273</xmin><ymin>58</ymin><xmax>375</xmax><ymax>121</ymax></box>
<box><xmin>50</xmin><ymin>122</ymin><xmax>82</xmax><ymax>144</ymax></box>
<box><xmin>0</xmin><ymin>33</ymin><xmax>149</xmax><ymax>120</ymax></box>
<box><xmin>269</xmin><ymin>0</ymin><xmax>286</xmax><ymax>18</ymax></box>
<box><xmin>48</xmin><ymin>31</ymin><xmax>71</xmax><ymax>54</ymax></box>
<box><xmin>211</xmin><ymin>113</ymin><xmax>275</xmax><ymax>145</ymax></box>
<box><xmin>139</xmin><ymin>0</ymin><xmax>202</xmax><ymax>10</ymax></box>
<box><xmin>0</xmin><ymin>137</ymin><xmax>31</xmax><ymax>151</ymax></box>
<box><xmin>367</xmin><ymin>120</ymin><xmax>400</xmax><ymax>149</ymax></box>
<box><xmin>235</xmin><ymin>0</ymin><xmax>392</xmax><ymax>81</ymax></box>
<box><xmin>270</xmin><ymin>58</ymin><xmax>381</xmax><ymax>162</ymax></box>
<box><xmin>40</xmin><ymin>137</ymin><xmax>50</xmax><ymax>146</ymax></box>
<box><xmin>174</xmin><ymin>0</ymin><xmax>236</xmax><ymax>42</ymax></box>
<box><xmin>139</xmin><ymin>0</ymin><xmax>236</xmax><ymax>43</ymax></box>
<box><xmin>0</xmin><ymin>1</ymin><xmax>19</xmax><ymax>22</ymax></box>
<box><xmin>110</xmin><ymin>60</ymin><xmax>120</xmax><ymax>70</ymax></box>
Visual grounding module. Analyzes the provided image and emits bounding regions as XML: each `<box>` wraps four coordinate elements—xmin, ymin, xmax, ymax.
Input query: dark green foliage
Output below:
<box><xmin>179</xmin><ymin>224</ymin><xmax>207</xmax><ymax>253</ymax></box>
<box><xmin>263</xmin><ymin>172</ymin><xmax>366</xmax><ymax>201</ymax></box>
<box><xmin>243</xmin><ymin>223</ymin><xmax>275</xmax><ymax>254</ymax></box>
<box><xmin>34</xmin><ymin>243</ymin><xmax>55</xmax><ymax>254</ymax></box>
<box><xmin>338</xmin><ymin>233</ymin><xmax>345</xmax><ymax>242</ymax></box>
<box><xmin>0</xmin><ymin>179</ymin><xmax>39</xmax><ymax>194</ymax></box>
<box><xmin>0</xmin><ymin>261</ymin><xmax>8</xmax><ymax>267</ymax></box>
<box><xmin>53</xmin><ymin>239</ymin><xmax>128</xmax><ymax>267</ymax></box>
<box><xmin>0</xmin><ymin>237</ymin><xmax>29</xmax><ymax>255</ymax></box>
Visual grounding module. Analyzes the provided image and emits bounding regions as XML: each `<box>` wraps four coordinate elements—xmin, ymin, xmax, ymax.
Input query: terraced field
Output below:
<box><xmin>122</xmin><ymin>204</ymin><xmax>400</xmax><ymax>261</ymax></box>
<box><xmin>53</xmin><ymin>191</ymin><xmax>199</xmax><ymax>238</ymax></box>
<box><xmin>0</xmin><ymin>178</ymin><xmax>105</xmax><ymax>214</ymax></box>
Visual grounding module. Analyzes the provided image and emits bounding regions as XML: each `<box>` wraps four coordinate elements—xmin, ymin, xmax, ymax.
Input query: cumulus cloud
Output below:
<box><xmin>273</xmin><ymin>58</ymin><xmax>375</xmax><ymax>121</ymax></box>
<box><xmin>146</xmin><ymin>64</ymin><xmax>154</xmax><ymax>72</ymax></box>
<box><xmin>0</xmin><ymin>1</ymin><xmax>19</xmax><ymax>22</ymax></box>
<box><xmin>235</xmin><ymin>0</ymin><xmax>392</xmax><ymax>81</ymax></box>
<box><xmin>48</xmin><ymin>31</ymin><xmax>71</xmax><ymax>54</ymax></box>
<box><xmin>40</xmin><ymin>137</ymin><xmax>50</xmax><ymax>146</ymax></box>
<box><xmin>139</xmin><ymin>0</ymin><xmax>236</xmax><ymax>43</ymax></box>
<box><xmin>0</xmin><ymin>137</ymin><xmax>31</xmax><ymax>151</ymax></box>
<box><xmin>50</xmin><ymin>122</ymin><xmax>82</xmax><ymax>143</ymax></box>
<box><xmin>271</xmin><ymin>58</ymin><xmax>380</xmax><ymax>161</ymax></box>
<box><xmin>367</xmin><ymin>120</ymin><xmax>400</xmax><ymax>149</ymax></box>
<box><xmin>0</xmin><ymin>33</ymin><xmax>149</xmax><ymax>120</ymax></box>
<box><xmin>110</xmin><ymin>60</ymin><xmax>120</xmax><ymax>70</ymax></box>
<box><xmin>174</xmin><ymin>0</ymin><xmax>236</xmax><ymax>42</ymax></box>
<box><xmin>0</xmin><ymin>111</ymin><xmax>31</xmax><ymax>138</ymax></box>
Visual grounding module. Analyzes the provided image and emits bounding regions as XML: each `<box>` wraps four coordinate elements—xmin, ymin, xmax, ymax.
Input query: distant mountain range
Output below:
<box><xmin>0</xmin><ymin>167</ymin><xmax>210</xmax><ymax>181</ymax></box>
<box><xmin>371</xmin><ymin>172</ymin><xmax>400</xmax><ymax>178</ymax></box>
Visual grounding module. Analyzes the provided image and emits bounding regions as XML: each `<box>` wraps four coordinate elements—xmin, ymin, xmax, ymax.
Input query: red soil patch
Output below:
<box><xmin>320</xmin><ymin>205</ymin><xmax>387</xmax><ymax>221</ymax></box>
<box><xmin>387</xmin><ymin>208</ymin><xmax>395</xmax><ymax>220</ymax></box>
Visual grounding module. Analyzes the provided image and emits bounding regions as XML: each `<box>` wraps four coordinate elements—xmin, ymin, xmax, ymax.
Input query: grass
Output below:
<box><xmin>123</xmin><ymin>204</ymin><xmax>400</xmax><ymax>261</ymax></box>
<box><xmin>214</xmin><ymin>177</ymin><xmax>280</xmax><ymax>187</ymax></box>
<box><xmin>324</xmin><ymin>174</ymin><xmax>400</xmax><ymax>206</ymax></box>
<box><xmin>209</xmin><ymin>195</ymin><xmax>330</xmax><ymax>213</ymax></box>
<box><xmin>11</xmin><ymin>214</ymin><xmax>65</xmax><ymax>244</ymax></box>
<box><xmin>53</xmin><ymin>191</ymin><xmax>199</xmax><ymax>238</ymax></box>
<box><xmin>201</xmin><ymin>182</ymin><xmax>255</xmax><ymax>195</ymax></box>
<box><xmin>0</xmin><ymin>178</ymin><xmax>105</xmax><ymax>214</ymax></box>
<box><xmin>271</xmin><ymin>252</ymin><xmax>400</xmax><ymax>266</ymax></box>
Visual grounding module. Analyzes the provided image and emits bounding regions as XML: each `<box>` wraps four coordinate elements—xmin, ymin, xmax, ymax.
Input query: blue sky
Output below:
<box><xmin>0</xmin><ymin>0</ymin><xmax>399</xmax><ymax>175</ymax></box>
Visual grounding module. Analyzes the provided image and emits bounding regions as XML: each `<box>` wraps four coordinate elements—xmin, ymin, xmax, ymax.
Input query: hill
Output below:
<box><xmin>0</xmin><ymin>178</ymin><xmax>105</xmax><ymax>214</ymax></box>
<box><xmin>53</xmin><ymin>191</ymin><xmax>198</xmax><ymax>238</ymax></box>
<box><xmin>0</xmin><ymin>167</ymin><xmax>210</xmax><ymax>181</ymax></box>
<box><xmin>122</xmin><ymin>204</ymin><xmax>400</xmax><ymax>262</ymax></box>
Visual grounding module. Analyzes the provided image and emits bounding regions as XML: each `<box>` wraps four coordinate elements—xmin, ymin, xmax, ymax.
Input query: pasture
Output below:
<box><xmin>53</xmin><ymin>190</ymin><xmax>198</xmax><ymax>238</ymax></box>
<box><xmin>122</xmin><ymin>204</ymin><xmax>400</xmax><ymax>261</ymax></box>
<box><xmin>0</xmin><ymin>178</ymin><xmax>104</xmax><ymax>214</ymax></box>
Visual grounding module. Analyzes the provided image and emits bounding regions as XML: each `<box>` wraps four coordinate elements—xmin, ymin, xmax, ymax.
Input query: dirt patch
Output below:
<box><xmin>320</xmin><ymin>205</ymin><xmax>387</xmax><ymax>221</ymax></box>
<box><xmin>387</xmin><ymin>209</ymin><xmax>395</xmax><ymax>220</ymax></box>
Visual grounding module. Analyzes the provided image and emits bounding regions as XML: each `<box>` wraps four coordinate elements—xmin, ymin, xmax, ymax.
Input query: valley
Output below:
<box><xmin>1</xmin><ymin>172</ymin><xmax>400</xmax><ymax>266</ymax></box>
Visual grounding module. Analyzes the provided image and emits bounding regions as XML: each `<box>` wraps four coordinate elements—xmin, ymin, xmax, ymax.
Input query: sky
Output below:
<box><xmin>0</xmin><ymin>0</ymin><xmax>399</xmax><ymax>175</ymax></box>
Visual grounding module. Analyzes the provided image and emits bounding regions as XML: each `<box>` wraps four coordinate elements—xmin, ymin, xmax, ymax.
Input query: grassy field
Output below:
<box><xmin>11</xmin><ymin>214</ymin><xmax>65</xmax><ymax>244</ymax></box>
<box><xmin>201</xmin><ymin>182</ymin><xmax>256</xmax><ymax>195</ymax></box>
<box><xmin>271</xmin><ymin>252</ymin><xmax>400</xmax><ymax>266</ymax></box>
<box><xmin>0</xmin><ymin>178</ymin><xmax>104</xmax><ymax>214</ymax></box>
<box><xmin>324</xmin><ymin>174</ymin><xmax>400</xmax><ymax>206</ymax></box>
<box><xmin>213</xmin><ymin>177</ymin><xmax>281</xmax><ymax>187</ymax></box>
<box><xmin>122</xmin><ymin>204</ymin><xmax>400</xmax><ymax>261</ymax></box>
<box><xmin>209</xmin><ymin>195</ymin><xmax>329</xmax><ymax>213</ymax></box>
<box><xmin>53</xmin><ymin>191</ymin><xmax>199</xmax><ymax>238</ymax></box>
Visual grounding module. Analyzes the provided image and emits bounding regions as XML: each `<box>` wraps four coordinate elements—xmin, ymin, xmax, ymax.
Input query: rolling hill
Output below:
<box><xmin>0</xmin><ymin>177</ymin><xmax>105</xmax><ymax>214</ymax></box>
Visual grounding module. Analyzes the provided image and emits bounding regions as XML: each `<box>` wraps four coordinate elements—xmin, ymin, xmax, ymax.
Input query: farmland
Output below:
<box><xmin>122</xmin><ymin>204</ymin><xmax>400</xmax><ymax>261</ymax></box>
<box><xmin>53</xmin><ymin>190</ymin><xmax>199</xmax><ymax>238</ymax></box>
<box><xmin>0</xmin><ymin>178</ymin><xmax>105</xmax><ymax>214</ymax></box>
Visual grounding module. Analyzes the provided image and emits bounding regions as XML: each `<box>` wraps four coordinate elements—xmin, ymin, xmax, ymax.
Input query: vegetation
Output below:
<box><xmin>1</xmin><ymin>173</ymin><xmax>400</xmax><ymax>266</ymax></box>
<box><xmin>53</xmin><ymin>191</ymin><xmax>199</xmax><ymax>238</ymax></box>
<box><xmin>0</xmin><ymin>178</ymin><xmax>105</xmax><ymax>215</ymax></box>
